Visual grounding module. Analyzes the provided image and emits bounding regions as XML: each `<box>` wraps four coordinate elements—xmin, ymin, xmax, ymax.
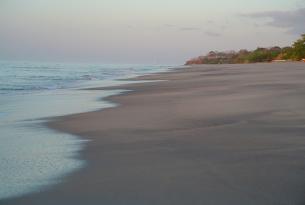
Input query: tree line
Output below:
<box><xmin>185</xmin><ymin>34</ymin><xmax>305</xmax><ymax>65</ymax></box>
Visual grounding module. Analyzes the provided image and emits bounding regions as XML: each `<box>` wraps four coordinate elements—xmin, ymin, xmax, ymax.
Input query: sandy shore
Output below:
<box><xmin>4</xmin><ymin>63</ymin><xmax>305</xmax><ymax>205</ymax></box>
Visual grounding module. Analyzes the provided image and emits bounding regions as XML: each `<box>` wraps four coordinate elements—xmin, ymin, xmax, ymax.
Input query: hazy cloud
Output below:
<box><xmin>164</xmin><ymin>24</ymin><xmax>176</xmax><ymax>28</ymax></box>
<box><xmin>204</xmin><ymin>31</ymin><xmax>221</xmax><ymax>37</ymax></box>
<box><xmin>206</xmin><ymin>20</ymin><xmax>214</xmax><ymax>24</ymax></box>
<box><xmin>179</xmin><ymin>27</ymin><xmax>201</xmax><ymax>31</ymax></box>
<box><xmin>162</xmin><ymin>24</ymin><xmax>201</xmax><ymax>32</ymax></box>
<box><xmin>242</xmin><ymin>8</ymin><xmax>305</xmax><ymax>34</ymax></box>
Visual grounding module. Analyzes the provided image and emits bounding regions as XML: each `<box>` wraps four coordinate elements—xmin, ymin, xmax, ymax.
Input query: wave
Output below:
<box><xmin>0</xmin><ymin>112</ymin><xmax>8</xmax><ymax>118</ymax></box>
<box><xmin>0</xmin><ymin>62</ymin><xmax>172</xmax><ymax>95</ymax></box>
<box><xmin>0</xmin><ymin>85</ymin><xmax>65</xmax><ymax>92</ymax></box>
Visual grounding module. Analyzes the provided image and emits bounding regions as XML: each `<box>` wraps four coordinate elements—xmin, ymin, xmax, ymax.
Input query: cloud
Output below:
<box><xmin>204</xmin><ymin>31</ymin><xmax>221</xmax><ymax>37</ymax></box>
<box><xmin>164</xmin><ymin>24</ymin><xmax>176</xmax><ymax>28</ymax></box>
<box><xmin>162</xmin><ymin>24</ymin><xmax>200</xmax><ymax>32</ymax></box>
<box><xmin>179</xmin><ymin>27</ymin><xmax>201</xmax><ymax>31</ymax></box>
<box><xmin>206</xmin><ymin>20</ymin><xmax>214</xmax><ymax>24</ymax></box>
<box><xmin>241</xmin><ymin>8</ymin><xmax>305</xmax><ymax>35</ymax></box>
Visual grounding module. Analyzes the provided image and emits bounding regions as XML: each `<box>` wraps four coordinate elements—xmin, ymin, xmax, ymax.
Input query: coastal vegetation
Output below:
<box><xmin>185</xmin><ymin>34</ymin><xmax>305</xmax><ymax>65</ymax></box>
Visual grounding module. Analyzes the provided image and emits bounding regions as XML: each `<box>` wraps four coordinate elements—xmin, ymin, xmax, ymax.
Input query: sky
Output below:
<box><xmin>0</xmin><ymin>0</ymin><xmax>304</xmax><ymax>64</ymax></box>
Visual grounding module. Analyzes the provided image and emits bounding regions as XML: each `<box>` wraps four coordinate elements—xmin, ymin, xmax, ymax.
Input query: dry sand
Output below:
<box><xmin>4</xmin><ymin>63</ymin><xmax>305</xmax><ymax>205</ymax></box>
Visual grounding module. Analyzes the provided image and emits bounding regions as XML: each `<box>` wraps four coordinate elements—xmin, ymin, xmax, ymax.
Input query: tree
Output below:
<box><xmin>246</xmin><ymin>48</ymin><xmax>280</xmax><ymax>63</ymax></box>
<box><xmin>290</xmin><ymin>34</ymin><xmax>305</xmax><ymax>60</ymax></box>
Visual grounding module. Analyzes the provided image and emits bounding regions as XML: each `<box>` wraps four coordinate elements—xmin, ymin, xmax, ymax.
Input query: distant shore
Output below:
<box><xmin>4</xmin><ymin>62</ymin><xmax>305</xmax><ymax>205</ymax></box>
<box><xmin>185</xmin><ymin>34</ymin><xmax>305</xmax><ymax>65</ymax></box>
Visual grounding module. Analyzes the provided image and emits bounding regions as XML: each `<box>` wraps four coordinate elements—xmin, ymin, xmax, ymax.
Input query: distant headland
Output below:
<box><xmin>185</xmin><ymin>34</ymin><xmax>305</xmax><ymax>65</ymax></box>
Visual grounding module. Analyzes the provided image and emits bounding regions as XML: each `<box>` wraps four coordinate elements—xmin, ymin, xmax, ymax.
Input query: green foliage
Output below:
<box><xmin>281</xmin><ymin>47</ymin><xmax>293</xmax><ymax>60</ymax></box>
<box><xmin>289</xmin><ymin>34</ymin><xmax>305</xmax><ymax>60</ymax></box>
<box><xmin>185</xmin><ymin>35</ymin><xmax>305</xmax><ymax>65</ymax></box>
<box><xmin>246</xmin><ymin>48</ymin><xmax>280</xmax><ymax>63</ymax></box>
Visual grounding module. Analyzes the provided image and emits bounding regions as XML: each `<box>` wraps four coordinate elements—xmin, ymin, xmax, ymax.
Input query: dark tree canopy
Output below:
<box><xmin>185</xmin><ymin>35</ymin><xmax>305</xmax><ymax>65</ymax></box>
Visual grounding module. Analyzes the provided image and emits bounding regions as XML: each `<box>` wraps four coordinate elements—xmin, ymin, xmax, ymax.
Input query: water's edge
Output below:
<box><xmin>0</xmin><ymin>65</ymin><xmax>178</xmax><ymax>201</ymax></box>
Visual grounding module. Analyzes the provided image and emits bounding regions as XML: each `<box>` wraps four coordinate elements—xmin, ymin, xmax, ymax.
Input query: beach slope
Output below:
<box><xmin>4</xmin><ymin>63</ymin><xmax>305</xmax><ymax>205</ymax></box>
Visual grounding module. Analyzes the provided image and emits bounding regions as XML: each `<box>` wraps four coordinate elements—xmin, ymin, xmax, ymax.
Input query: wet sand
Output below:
<box><xmin>4</xmin><ymin>63</ymin><xmax>305</xmax><ymax>205</ymax></box>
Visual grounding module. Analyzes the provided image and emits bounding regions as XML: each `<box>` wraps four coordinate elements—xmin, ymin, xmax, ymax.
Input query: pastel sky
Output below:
<box><xmin>0</xmin><ymin>0</ymin><xmax>304</xmax><ymax>64</ymax></box>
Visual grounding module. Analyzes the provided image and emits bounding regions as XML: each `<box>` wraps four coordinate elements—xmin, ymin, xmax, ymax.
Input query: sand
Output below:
<box><xmin>4</xmin><ymin>62</ymin><xmax>305</xmax><ymax>205</ymax></box>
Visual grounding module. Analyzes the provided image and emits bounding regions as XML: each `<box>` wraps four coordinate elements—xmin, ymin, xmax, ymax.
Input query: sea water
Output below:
<box><xmin>0</xmin><ymin>61</ymin><xmax>171</xmax><ymax>200</ymax></box>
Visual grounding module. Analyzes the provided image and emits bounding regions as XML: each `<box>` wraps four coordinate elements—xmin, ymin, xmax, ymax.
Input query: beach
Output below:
<box><xmin>4</xmin><ymin>62</ymin><xmax>305</xmax><ymax>205</ymax></box>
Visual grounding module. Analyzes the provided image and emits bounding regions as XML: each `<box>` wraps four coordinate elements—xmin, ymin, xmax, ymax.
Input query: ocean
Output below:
<box><xmin>0</xmin><ymin>61</ymin><xmax>171</xmax><ymax>200</ymax></box>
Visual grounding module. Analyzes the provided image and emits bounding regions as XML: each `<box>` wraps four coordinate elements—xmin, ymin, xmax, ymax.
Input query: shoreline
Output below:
<box><xmin>0</xmin><ymin>64</ymin><xmax>174</xmax><ymax>201</ymax></box>
<box><xmin>4</xmin><ymin>62</ymin><xmax>305</xmax><ymax>205</ymax></box>
<box><xmin>47</xmin><ymin>65</ymin><xmax>183</xmax><ymax>132</ymax></box>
